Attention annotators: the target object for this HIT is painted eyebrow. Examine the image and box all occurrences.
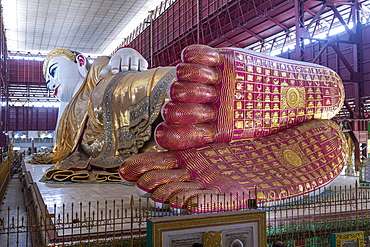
[48,62,58,74]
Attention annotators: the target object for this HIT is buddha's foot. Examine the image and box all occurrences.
[155,44,344,150]
[119,44,347,212]
[120,119,347,212]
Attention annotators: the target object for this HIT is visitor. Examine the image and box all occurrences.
[272,240,285,247]
[231,239,243,247]
[192,243,203,247]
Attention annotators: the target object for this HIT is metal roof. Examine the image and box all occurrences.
[2,0,164,56]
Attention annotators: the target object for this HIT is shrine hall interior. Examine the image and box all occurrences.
[1,1,370,247]
[1,0,369,169]
[1,1,370,176]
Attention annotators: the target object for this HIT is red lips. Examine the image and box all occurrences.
[54,85,59,96]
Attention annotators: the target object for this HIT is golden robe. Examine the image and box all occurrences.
[49,56,175,171]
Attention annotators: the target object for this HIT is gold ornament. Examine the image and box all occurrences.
[286,87,300,108]
[283,149,303,167]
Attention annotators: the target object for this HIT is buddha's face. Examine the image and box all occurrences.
[45,56,83,102]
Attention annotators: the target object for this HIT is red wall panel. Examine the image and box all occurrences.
[8,106,58,131]
[8,59,44,84]
[0,7,8,161]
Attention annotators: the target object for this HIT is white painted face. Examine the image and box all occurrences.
[45,56,83,102]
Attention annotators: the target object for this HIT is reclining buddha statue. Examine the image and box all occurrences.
[34,47,174,181]
[37,44,347,212]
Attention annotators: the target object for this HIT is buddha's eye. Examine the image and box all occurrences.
[50,67,57,77]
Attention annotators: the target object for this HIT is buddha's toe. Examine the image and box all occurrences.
[135,169,190,197]
[168,189,220,213]
[119,151,179,182]
[151,180,204,208]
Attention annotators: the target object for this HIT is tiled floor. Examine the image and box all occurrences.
[329,172,359,187]
[0,174,31,247]
[25,163,138,212]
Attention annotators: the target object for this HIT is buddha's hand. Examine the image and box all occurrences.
[100,47,149,77]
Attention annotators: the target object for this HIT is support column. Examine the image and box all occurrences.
[294,0,305,61]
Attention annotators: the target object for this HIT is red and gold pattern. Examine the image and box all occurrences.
[155,46,344,150]
[119,44,348,213]
[177,119,346,202]
[122,119,346,210]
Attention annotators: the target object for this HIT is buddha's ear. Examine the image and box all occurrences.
[76,54,87,78]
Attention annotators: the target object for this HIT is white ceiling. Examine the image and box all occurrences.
[2,0,163,56]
